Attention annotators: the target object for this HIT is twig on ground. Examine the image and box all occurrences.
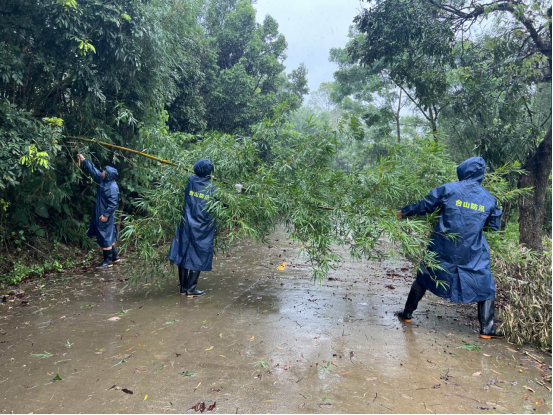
[524,351,545,365]
[366,393,392,412]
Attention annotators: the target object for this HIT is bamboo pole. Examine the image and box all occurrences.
[66,136,179,167]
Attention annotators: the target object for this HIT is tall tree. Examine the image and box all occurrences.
[347,2,455,132]
[201,0,307,133]
[330,41,422,143]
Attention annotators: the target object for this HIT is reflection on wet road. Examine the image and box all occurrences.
[1,230,551,413]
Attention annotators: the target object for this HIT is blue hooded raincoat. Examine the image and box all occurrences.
[168,159,217,271]
[82,160,119,248]
[401,157,502,304]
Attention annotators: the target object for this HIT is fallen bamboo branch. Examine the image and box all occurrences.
[65,136,179,167]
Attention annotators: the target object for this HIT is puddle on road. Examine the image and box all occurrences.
[1,231,551,413]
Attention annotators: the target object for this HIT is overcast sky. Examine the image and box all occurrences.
[254,0,364,94]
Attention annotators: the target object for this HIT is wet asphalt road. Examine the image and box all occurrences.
[0,231,551,413]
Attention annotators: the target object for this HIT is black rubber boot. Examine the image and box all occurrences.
[478,299,504,339]
[178,267,189,295]
[112,245,121,264]
[186,270,204,297]
[397,281,426,322]
[96,249,113,268]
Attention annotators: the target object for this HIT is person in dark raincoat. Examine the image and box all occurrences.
[395,157,504,339]
[169,159,217,297]
[77,154,120,268]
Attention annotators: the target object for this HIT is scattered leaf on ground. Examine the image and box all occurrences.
[284,364,290,370]
[207,402,216,411]
[331,361,338,367]
[252,360,269,369]
[276,262,286,270]
[399,394,414,400]
[113,358,128,367]
[122,388,134,394]
[483,354,491,357]
[144,395,148,401]
[473,372,481,376]
[366,377,378,381]
[107,317,120,321]
[524,386,535,393]
[189,402,204,412]
[31,351,53,359]
[523,396,530,400]
[248,336,254,341]
[205,346,214,351]
[537,399,543,406]
[194,382,201,392]
[276,346,284,349]
[298,403,305,409]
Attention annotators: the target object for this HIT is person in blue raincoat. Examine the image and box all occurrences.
[395,157,504,339]
[169,159,217,297]
[77,154,121,268]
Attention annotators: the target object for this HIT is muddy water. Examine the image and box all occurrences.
[1,231,551,414]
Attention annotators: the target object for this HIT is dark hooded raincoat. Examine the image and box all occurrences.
[168,159,217,271]
[401,157,502,304]
[82,160,119,248]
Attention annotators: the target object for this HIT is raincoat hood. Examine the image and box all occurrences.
[194,159,214,178]
[457,157,486,184]
[104,166,119,182]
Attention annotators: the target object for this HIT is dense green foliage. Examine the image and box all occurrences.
[118,103,528,288]
[0,0,308,281]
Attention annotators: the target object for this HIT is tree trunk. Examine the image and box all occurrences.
[396,89,402,143]
[518,125,552,252]
[428,106,436,132]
